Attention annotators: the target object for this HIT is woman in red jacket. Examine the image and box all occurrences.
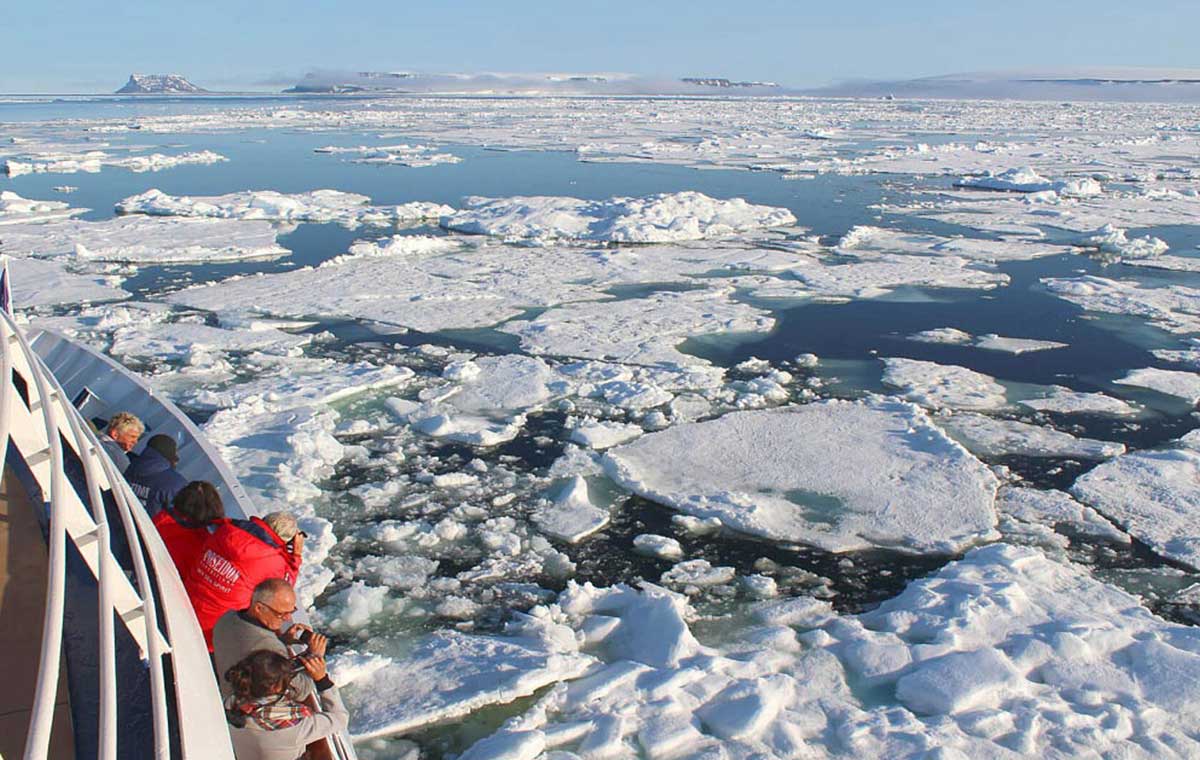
[185,511,304,650]
[152,481,226,581]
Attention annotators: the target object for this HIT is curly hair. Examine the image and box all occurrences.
[225,650,296,702]
[106,411,144,438]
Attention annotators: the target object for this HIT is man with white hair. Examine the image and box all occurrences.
[212,578,326,701]
[100,411,144,474]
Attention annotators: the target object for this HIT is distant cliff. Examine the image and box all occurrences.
[116,74,208,94]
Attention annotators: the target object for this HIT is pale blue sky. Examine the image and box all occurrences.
[2,0,1197,93]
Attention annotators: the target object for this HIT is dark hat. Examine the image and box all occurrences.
[146,434,179,465]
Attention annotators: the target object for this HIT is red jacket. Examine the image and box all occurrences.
[152,509,219,582]
[184,517,301,650]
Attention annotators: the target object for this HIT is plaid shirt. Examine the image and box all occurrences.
[226,695,313,730]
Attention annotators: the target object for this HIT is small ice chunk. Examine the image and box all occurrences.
[909,327,973,345]
[567,418,643,450]
[973,334,1067,354]
[632,534,684,560]
[660,559,736,588]
[533,476,610,544]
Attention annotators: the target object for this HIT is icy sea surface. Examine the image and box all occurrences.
[5,94,1200,759]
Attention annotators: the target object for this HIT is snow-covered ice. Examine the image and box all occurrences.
[0,216,287,263]
[442,191,796,244]
[1017,386,1141,416]
[882,358,1009,410]
[605,399,998,553]
[1114,367,1200,403]
[5,256,129,307]
[501,288,774,367]
[955,167,1103,197]
[937,413,1125,459]
[117,188,452,226]
[1073,441,1200,569]
[0,190,85,225]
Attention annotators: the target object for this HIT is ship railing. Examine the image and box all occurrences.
[1,307,235,760]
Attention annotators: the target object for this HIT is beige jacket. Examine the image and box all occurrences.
[228,685,348,760]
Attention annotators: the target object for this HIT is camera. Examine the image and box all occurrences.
[291,657,307,674]
[295,628,313,646]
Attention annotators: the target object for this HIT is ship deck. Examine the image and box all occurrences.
[0,466,75,759]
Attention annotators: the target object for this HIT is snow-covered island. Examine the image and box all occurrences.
[115,73,208,94]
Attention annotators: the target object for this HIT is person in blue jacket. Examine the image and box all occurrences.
[125,434,188,516]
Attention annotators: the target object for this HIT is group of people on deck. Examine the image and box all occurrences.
[101,412,349,760]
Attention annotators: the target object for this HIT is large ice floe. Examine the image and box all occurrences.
[500,289,775,366]
[441,191,796,244]
[0,216,287,263]
[604,398,999,553]
[457,543,1200,759]
[116,188,452,227]
[1042,275,1200,334]
[5,256,129,307]
[315,143,461,167]
[1073,436,1200,570]
[2,149,225,176]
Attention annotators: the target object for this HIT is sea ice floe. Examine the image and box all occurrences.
[0,190,85,225]
[882,358,1009,410]
[187,354,414,412]
[343,627,595,740]
[972,333,1068,353]
[532,476,610,544]
[837,225,1069,262]
[1042,275,1200,334]
[955,167,1103,197]
[464,543,1200,758]
[109,321,310,361]
[1114,367,1200,403]
[1070,224,1169,260]
[566,417,643,449]
[0,216,287,263]
[116,188,453,227]
[394,355,557,446]
[604,398,999,553]
[632,534,684,560]
[1017,386,1141,416]
[937,413,1125,459]
[442,191,796,244]
[1073,441,1200,569]
[773,253,1009,300]
[501,288,774,367]
[3,149,225,176]
[996,487,1129,543]
[315,143,461,167]
[5,256,129,307]
[907,327,1066,353]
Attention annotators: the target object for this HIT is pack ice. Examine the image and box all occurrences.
[460,543,1200,759]
[604,398,999,553]
[442,191,796,243]
[117,188,452,226]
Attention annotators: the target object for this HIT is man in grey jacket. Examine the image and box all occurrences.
[212,578,326,701]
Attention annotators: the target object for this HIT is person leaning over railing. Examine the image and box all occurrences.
[186,511,304,651]
[152,480,227,582]
[224,649,347,760]
[213,578,324,702]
